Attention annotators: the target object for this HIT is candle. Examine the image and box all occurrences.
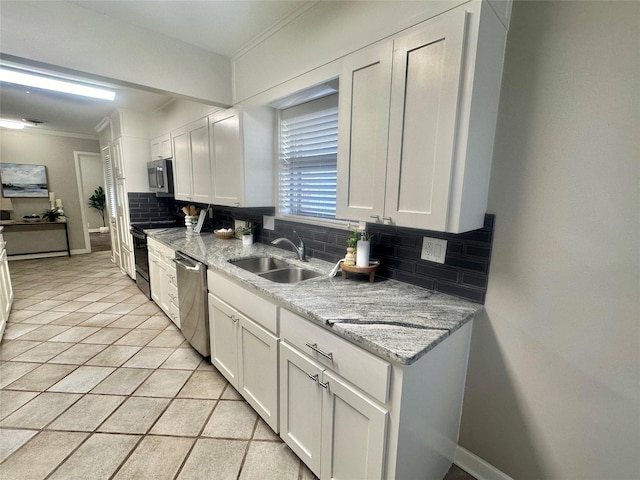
[56,199,62,207]
[49,192,55,201]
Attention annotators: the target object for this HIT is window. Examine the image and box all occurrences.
[278,94,339,221]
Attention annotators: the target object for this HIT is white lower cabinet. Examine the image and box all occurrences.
[280,307,473,480]
[280,342,388,479]
[148,238,179,327]
[207,270,279,431]
[204,271,473,479]
[0,239,13,338]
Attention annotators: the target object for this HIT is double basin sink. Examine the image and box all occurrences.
[229,256,323,283]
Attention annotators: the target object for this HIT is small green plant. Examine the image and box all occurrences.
[88,186,106,227]
[41,208,62,222]
[236,222,254,236]
[346,229,373,249]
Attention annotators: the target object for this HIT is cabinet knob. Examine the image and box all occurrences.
[230,314,239,323]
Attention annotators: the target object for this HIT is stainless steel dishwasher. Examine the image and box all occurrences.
[173,251,210,357]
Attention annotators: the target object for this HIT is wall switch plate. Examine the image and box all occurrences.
[421,237,447,264]
[234,219,247,230]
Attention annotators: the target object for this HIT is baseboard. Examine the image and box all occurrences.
[7,252,69,261]
[71,249,90,255]
[455,446,513,480]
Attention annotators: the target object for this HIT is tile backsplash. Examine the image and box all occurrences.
[128,193,177,223]
[204,203,494,304]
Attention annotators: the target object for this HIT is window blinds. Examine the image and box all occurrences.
[279,94,339,220]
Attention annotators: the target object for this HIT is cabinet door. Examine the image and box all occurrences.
[208,294,239,389]
[280,342,324,477]
[149,251,162,305]
[321,370,388,480]
[238,315,278,431]
[385,7,467,230]
[0,248,12,333]
[115,179,133,277]
[189,118,212,204]
[210,110,242,207]
[112,138,125,178]
[172,127,193,201]
[336,42,393,223]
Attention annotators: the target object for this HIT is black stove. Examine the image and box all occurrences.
[130,221,177,298]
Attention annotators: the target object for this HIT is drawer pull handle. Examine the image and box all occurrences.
[307,374,318,382]
[319,380,329,389]
[305,343,333,360]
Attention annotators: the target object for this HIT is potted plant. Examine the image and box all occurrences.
[41,208,62,222]
[88,186,108,233]
[346,229,373,266]
[237,222,254,245]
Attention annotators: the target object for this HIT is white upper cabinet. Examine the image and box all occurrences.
[209,107,275,208]
[171,117,211,203]
[336,42,393,224]
[151,133,172,160]
[337,1,508,233]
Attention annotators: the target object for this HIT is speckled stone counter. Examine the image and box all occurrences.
[147,228,483,365]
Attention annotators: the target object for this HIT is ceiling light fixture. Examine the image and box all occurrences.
[0,119,25,129]
[0,68,116,101]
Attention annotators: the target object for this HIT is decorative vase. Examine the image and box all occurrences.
[242,233,254,246]
[344,247,356,266]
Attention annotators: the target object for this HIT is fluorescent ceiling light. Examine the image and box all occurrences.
[0,119,25,129]
[0,68,116,101]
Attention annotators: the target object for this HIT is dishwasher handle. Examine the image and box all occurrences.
[173,257,202,272]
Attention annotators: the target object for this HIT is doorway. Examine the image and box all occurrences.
[74,151,108,253]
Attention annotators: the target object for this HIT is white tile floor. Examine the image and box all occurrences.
[1,251,473,480]
[0,251,313,480]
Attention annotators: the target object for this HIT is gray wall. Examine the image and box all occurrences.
[458,2,640,478]
[0,130,101,252]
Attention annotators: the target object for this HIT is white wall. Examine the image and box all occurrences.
[0,1,232,106]
[459,2,640,479]
[233,0,465,102]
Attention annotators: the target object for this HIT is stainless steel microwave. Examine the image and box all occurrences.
[147,159,173,196]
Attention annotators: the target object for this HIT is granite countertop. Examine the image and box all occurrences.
[147,228,483,365]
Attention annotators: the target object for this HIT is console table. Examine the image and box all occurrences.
[0,220,70,259]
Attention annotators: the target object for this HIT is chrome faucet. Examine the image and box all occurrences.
[271,230,307,262]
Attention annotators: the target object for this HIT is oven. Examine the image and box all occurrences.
[130,225,151,298]
[130,221,177,299]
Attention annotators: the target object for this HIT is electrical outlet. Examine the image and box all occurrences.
[263,215,275,231]
[421,237,447,264]
[234,219,247,231]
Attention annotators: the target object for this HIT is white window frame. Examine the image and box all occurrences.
[276,93,354,230]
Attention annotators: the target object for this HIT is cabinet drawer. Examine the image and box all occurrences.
[281,309,390,404]
[207,270,277,334]
[167,282,178,306]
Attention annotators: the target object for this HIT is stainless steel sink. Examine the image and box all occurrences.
[229,257,292,273]
[258,267,323,283]
[229,256,323,283]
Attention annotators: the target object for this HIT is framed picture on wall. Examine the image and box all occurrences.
[0,163,49,197]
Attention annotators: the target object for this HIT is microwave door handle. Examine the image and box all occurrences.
[157,167,163,188]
